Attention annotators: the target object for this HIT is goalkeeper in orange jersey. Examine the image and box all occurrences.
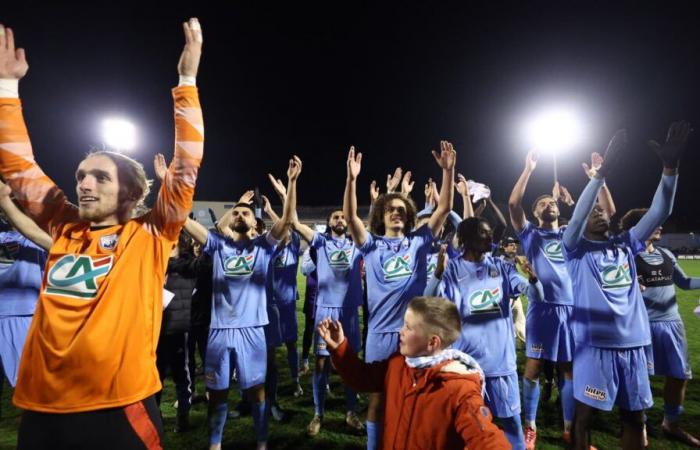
[0,18,203,450]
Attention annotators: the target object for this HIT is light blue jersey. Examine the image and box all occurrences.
[311,232,363,308]
[437,254,540,377]
[518,222,573,305]
[204,230,277,329]
[0,229,47,316]
[359,224,433,332]
[270,232,302,306]
[563,174,678,349]
[636,247,700,322]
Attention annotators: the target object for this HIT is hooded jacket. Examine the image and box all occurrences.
[330,340,510,450]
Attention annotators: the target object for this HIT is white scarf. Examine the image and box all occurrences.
[405,349,485,395]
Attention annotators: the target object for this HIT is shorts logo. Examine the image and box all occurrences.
[329,249,353,269]
[0,241,20,264]
[99,234,118,251]
[601,263,632,289]
[529,343,544,354]
[45,254,114,299]
[583,385,607,401]
[224,254,256,277]
[543,241,565,263]
[468,287,501,313]
[383,254,413,281]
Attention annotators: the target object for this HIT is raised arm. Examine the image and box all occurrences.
[487,197,507,243]
[630,121,690,242]
[455,174,474,219]
[582,152,616,218]
[269,156,301,241]
[508,151,537,233]
[0,180,52,250]
[261,195,280,223]
[427,141,456,236]
[0,25,78,233]
[183,217,208,245]
[563,129,627,250]
[147,18,204,241]
[343,146,368,246]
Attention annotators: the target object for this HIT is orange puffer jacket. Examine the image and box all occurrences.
[330,340,511,450]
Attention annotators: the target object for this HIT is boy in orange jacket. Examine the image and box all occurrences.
[317,296,511,450]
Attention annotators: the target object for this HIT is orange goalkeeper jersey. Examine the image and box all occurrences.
[0,86,204,412]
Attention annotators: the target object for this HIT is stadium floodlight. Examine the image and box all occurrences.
[523,107,583,181]
[102,118,137,152]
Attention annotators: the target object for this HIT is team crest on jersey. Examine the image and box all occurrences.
[543,241,565,263]
[45,254,114,299]
[600,263,632,289]
[382,254,413,281]
[224,254,256,277]
[329,249,353,269]
[0,241,20,265]
[468,287,501,313]
[427,261,437,277]
[274,252,286,268]
[99,234,118,251]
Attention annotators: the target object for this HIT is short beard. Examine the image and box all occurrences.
[332,225,346,236]
[233,222,250,234]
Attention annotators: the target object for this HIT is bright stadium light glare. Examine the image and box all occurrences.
[524,108,583,153]
[102,118,137,152]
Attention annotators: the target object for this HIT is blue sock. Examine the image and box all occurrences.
[664,404,683,423]
[560,378,575,425]
[522,377,540,426]
[366,420,381,450]
[287,345,299,380]
[312,364,329,416]
[251,400,268,443]
[208,402,228,445]
[500,415,525,450]
[345,385,358,413]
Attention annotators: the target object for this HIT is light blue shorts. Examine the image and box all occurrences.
[205,327,267,390]
[314,306,360,357]
[484,373,521,418]
[364,331,400,363]
[0,315,32,387]
[525,302,574,362]
[265,303,298,348]
[645,320,692,380]
[573,344,653,412]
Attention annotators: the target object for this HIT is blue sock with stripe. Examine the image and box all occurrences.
[560,377,575,428]
[252,400,268,443]
[522,377,539,428]
[208,401,228,445]
[366,420,381,450]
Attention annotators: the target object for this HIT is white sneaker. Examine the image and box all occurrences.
[293,383,304,397]
[270,404,285,421]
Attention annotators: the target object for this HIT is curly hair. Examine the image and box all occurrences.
[619,208,648,231]
[368,193,417,236]
[456,216,491,249]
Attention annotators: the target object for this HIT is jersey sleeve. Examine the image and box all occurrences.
[0,97,79,235]
[311,231,326,250]
[413,223,435,249]
[203,229,222,256]
[358,232,377,255]
[517,221,535,252]
[146,86,204,242]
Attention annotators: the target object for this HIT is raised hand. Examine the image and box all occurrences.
[648,121,693,169]
[347,146,362,181]
[552,182,574,206]
[430,180,440,206]
[524,150,538,173]
[597,129,627,178]
[517,256,538,281]
[261,194,272,212]
[455,173,469,197]
[268,173,287,199]
[401,171,414,195]
[316,318,345,350]
[432,141,457,171]
[369,180,379,204]
[435,244,449,279]
[153,153,168,181]
[287,155,302,182]
[177,18,203,78]
[0,25,28,80]
[386,167,402,193]
[238,190,254,204]
[582,152,603,178]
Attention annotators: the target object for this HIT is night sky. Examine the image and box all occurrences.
[3,2,700,230]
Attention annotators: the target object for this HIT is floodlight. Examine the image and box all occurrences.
[524,108,582,153]
[102,118,136,151]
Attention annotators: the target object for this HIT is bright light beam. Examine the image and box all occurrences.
[102,118,137,152]
[524,108,582,154]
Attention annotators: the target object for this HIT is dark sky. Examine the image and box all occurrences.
[3,2,700,229]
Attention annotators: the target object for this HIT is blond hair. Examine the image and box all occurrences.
[407,296,461,348]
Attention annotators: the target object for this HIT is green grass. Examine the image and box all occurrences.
[2,262,700,449]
